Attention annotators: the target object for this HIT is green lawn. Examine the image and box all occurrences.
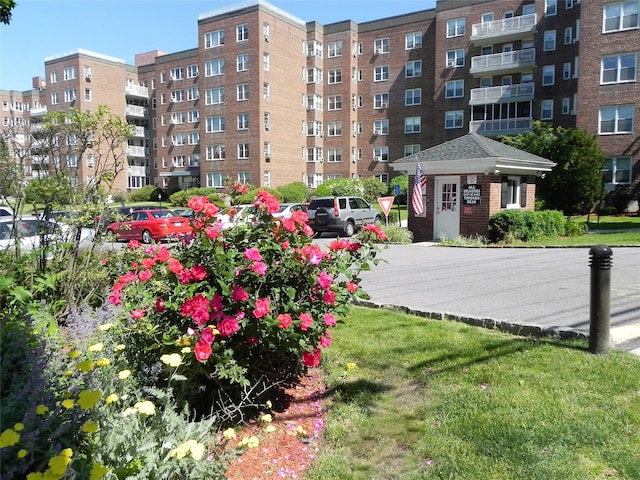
[305,306,640,480]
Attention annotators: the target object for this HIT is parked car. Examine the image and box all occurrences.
[272,203,308,219]
[105,209,192,244]
[307,196,382,237]
[96,205,159,232]
[0,206,13,217]
[217,204,257,230]
[0,216,93,252]
[171,208,194,218]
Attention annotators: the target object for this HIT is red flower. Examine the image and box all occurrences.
[155,298,165,312]
[131,309,146,320]
[194,339,212,362]
[206,226,221,239]
[243,247,263,262]
[363,223,388,241]
[302,348,322,367]
[210,293,224,311]
[255,190,280,214]
[203,202,220,218]
[138,269,153,282]
[246,336,259,345]
[323,290,336,305]
[200,326,216,344]
[277,313,292,329]
[168,259,183,274]
[190,265,207,281]
[180,294,210,326]
[142,258,156,269]
[253,298,270,319]
[108,292,122,305]
[347,282,359,293]
[329,239,351,251]
[217,316,240,336]
[323,312,337,327]
[188,196,208,212]
[232,285,249,302]
[299,313,313,331]
[178,269,192,284]
[155,246,171,262]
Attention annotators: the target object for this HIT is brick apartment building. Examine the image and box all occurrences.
[1,0,638,210]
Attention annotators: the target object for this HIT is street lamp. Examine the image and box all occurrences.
[158,192,162,208]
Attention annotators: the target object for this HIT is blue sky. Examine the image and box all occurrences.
[0,0,437,92]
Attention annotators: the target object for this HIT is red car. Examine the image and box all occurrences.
[105,209,192,244]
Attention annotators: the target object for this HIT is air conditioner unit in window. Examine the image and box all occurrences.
[319,132,323,137]
[352,159,357,163]
[265,125,270,131]
[264,35,270,42]
[85,75,91,82]
[352,131,357,137]
[381,103,388,108]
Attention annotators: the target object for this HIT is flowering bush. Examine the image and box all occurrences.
[109,190,386,416]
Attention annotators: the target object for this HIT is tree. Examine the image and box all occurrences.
[361,177,388,203]
[0,0,16,24]
[500,121,605,215]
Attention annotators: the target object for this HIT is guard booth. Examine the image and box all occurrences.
[392,133,556,242]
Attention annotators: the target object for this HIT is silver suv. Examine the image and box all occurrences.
[307,196,382,237]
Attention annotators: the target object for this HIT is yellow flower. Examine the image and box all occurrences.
[76,360,95,372]
[134,400,156,416]
[222,428,237,440]
[95,358,110,367]
[189,440,206,460]
[48,448,73,475]
[87,343,103,352]
[160,353,182,367]
[239,436,260,449]
[61,399,75,409]
[114,344,125,351]
[260,414,272,423]
[67,350,82,359]
[36,405,49,415]
[105,393,119,404]
[181,347,191,353]
[169,442,189,459]
[121,407,138,417]
[346,362,357,370]
[98,323,113,331]
[63,370,74,377]
[89,462,110,480]
[264,425,277,433]
[78,390,101,410]
[17,448,28,458]
[0,428,20,448]
[265,400,272,409]
[118,369,131,379]
[82,421,99,433]
[26,473,43,480]
[13,423,24,432]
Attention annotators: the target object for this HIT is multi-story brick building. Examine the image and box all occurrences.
[1,0,638,210]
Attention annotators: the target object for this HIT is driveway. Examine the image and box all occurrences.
[351,243,640,355]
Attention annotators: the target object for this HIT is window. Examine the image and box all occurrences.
[63,67,75,81]
[84,88,92,101]
[603,1,638,32]
[307,40,323,57]
[264,142,271,160]
[375,174,389,185]
[237,113,249,130]
[328,41,343,57]
[170,68,184,81]
[404,117,421,134]
[373,120,389,135]
[405,60,422,78]
[188,132,200,145]
[206,144,225,161]
[306,147,323,163]
[67,134,78,146]
[601,53,637,83]
[206,172,227,188]
[306,94,323,111]
[206,116,225,133]
[404,144,421,156]
[603,156,632,184]
[172,133,186,146]
[445,110,464,129]
[562,98,571,114]
[172,155,185,167]
[328,68,342,84]
[86,154,94,168]
[327,148,342,163]
[306,67,322,84]
[541,99,554,120]
[263,22,270,41]
[447,18,465,37]
[64,89,76,102]
[328,95,342,110]
[236,84,249,102]
[188,154,200,167]
[563,62,572,79]
[564,27,573,44]
[263,53,270,71]
[545,0,557,15]
[50,71,57,83]
[374,65,389,82]
[263,82,270,100]
[328,122,342,136]
[236,24,248,42]
[405,32,422,49]
[599,105,635,133]
[204,30,224,48]
[238,172,250,184]
[171,112,185,124]
[446,49,465,68]
[523,4,536,15]
[501,176,526,208]
[306,121,323,137]
[237,143,249,159]
[374,38,389,54]
[405,88,422,105]
[187,64,199,78]
[237,54,249,72]
[373,146,389,162]
[205,58,225,77]
[445,80,464,98]
[374,93,389,109]
[542,65,555,85]
[187,87,199,101]
[206,87,225,105]
[543,30,556,51]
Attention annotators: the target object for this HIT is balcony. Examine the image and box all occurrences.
[128,165,147,176]
[125,105,147,118]
[471,14,537,46]
[127,145,146,158]
[125,84,149,99]
[129,126,146,138]
[469,117,533,137]
[469,83,535,105]
[30,106,48,117]
[470,49,535,76]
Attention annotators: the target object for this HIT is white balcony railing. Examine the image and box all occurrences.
[125,105,147,118]
[127,145,146,157]
[130,126,146,137]
[128,165,147,176]
[125,84,149,99]
[469,117,533,136]
[470,49,536,75]
[469,83,535,105]
[471,14,537,42]
[30,106,48,116]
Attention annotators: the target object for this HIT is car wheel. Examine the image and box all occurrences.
[141,230,153,244]
[105,229,117,242]
[343,221,355,237]
[374,215,382,225]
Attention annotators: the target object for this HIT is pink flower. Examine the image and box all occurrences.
[299,313,313,331]
[180,294,210,326]
[347,282,359,293]
[217,316,240,336]
[194,340,212,362]
[210,293,224,311]
[168,259,183,274]
[188,196,208,212]
[319,331,333,348]
[253,298,270,319]
[203,202,220,218]
[281,218,297,233]
[142,258,156,269]
[232,285,249,302]
[323,313,337,327]
[249,261,268,276]
[328,239,351,251]
[155,246,171,262]
[206,226,221,239]
[291,210,308,224]
[255,190,280,214]
[190,265,207,281]
[200,326,216,344]
[323,290,336,305]
[131,309,146,320]
[138,269,153,282]
[363,223,388,241]
[302,348,321,367]
[300,245,326,265]
[108,292,122,305]
[277,313,292,329]
[317,271,333,289]
[127,240,141,249]
[243,247,263,262]
[178,269,192,284]
[281,241,290,249]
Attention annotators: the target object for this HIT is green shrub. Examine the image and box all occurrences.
[277,182,308,202]
[128,185,156,203]
[235,186,283,205]
[488,209,565,243]
[565,219,587,237]
[111,192,127,204]
[169,188,225,207]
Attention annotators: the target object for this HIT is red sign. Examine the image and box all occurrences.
[377,196,395,216]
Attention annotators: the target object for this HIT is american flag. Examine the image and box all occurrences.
[412,163,427,216]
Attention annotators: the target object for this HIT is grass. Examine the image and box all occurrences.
[305,306,640,480]
[576,214,640,231]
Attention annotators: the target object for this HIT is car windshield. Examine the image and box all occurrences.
[150,211,177,219]
[310,199,333,209]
